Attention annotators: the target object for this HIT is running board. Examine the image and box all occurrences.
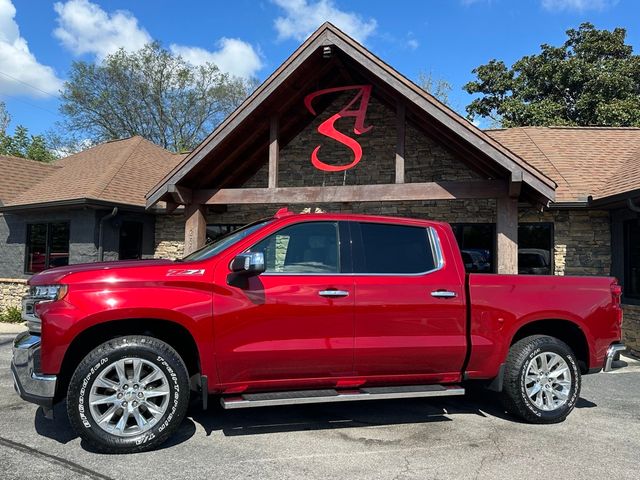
[220,384,465,409]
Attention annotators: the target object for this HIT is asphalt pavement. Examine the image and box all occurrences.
[1,325,639,480]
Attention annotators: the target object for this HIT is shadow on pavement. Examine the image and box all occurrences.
[31,390,599,450]
[189,389,523,437]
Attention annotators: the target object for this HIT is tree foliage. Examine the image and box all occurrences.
[464,23,640,127]
[59,42,257,152]
[0,102,56,162]
[417,71,452,106]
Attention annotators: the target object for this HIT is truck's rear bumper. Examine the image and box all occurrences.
[603,343,626,372]
[10,331,57,408]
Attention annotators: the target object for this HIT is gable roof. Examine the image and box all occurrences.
[0,155,59,206]
[147,22,556,207]
[486,127,640,203]
[2,136,185,211]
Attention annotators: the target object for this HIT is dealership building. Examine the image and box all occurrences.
[0,24,639,355]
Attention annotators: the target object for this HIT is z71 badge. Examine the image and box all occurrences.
[166,268,205,276]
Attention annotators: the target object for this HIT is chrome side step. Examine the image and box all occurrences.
[220,384,465,409]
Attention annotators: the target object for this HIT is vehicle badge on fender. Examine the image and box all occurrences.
[166,269,205,276]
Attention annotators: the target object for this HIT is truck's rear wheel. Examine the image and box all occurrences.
[502,335,581,424]
[67,335,190,453]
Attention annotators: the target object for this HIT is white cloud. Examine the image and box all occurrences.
[0,0,62,97]
[53,0,151,60]
[170,38,263,78]
[273,0,377,43]
[541,0,618,11]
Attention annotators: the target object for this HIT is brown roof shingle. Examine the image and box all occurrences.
[486,127,640,203]
[5,136,185,208]
[0,155,59,205]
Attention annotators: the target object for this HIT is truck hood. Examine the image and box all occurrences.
[29,259,176,285]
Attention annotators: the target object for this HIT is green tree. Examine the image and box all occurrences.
[0,104,57,162]
[464,23,640,127]
[59,42,257,152]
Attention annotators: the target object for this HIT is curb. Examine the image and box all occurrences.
[0,322,27,334]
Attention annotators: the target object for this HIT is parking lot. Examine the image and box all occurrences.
[1,326,639,480]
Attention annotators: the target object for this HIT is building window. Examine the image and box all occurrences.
[518,223,554,275]
[25,222,70,274]
[451,224,495,273]
[206,224,243,243]
[624,219,640,299]
[119,221,143,260]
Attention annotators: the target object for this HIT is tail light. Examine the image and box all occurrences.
[611,282,623,327]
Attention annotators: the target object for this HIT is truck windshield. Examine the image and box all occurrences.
[181,219,273,262]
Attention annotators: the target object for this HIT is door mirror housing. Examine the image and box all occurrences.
[230,252,265,276]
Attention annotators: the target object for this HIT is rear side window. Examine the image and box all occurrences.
[248,222,339,273]
[355,222,436,274]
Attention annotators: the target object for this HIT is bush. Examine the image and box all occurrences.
[0,306,23,323]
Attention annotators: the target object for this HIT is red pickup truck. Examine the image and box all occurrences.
[11,209,626,452]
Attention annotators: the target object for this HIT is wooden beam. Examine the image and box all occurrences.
[184,204,206,256]
[196,180,508,205]
[496,197,518,274]
[395,101,405,184]
[509,171,523,198]
[268,116,279,188]
[168,185,192,205]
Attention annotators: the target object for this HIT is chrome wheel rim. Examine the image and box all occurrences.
[89,357,170,437]
[524,352,572,411]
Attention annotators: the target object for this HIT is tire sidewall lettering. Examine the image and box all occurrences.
[519,345,580,419]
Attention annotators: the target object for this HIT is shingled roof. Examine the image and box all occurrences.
[0,155,59,206]
[486,127,640,204]
[2,136,185,211]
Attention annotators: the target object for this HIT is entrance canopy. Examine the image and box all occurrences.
[146,23,556,272]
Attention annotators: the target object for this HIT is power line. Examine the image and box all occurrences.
[0,94,60,117]
[0,70,60,98]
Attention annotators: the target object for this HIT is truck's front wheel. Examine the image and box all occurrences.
[67,335,190,453]
[502,335,581,424]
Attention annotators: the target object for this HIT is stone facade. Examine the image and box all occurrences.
[622,304,640,356]
[0,278,28,311]
[519,209,611,276]
[153,214,185,260]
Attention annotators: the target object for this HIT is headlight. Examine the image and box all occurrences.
[29,284,68,301]
[23,284,68,334]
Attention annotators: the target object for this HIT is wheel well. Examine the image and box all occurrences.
[511,319,590,373]
[56,319,200,400]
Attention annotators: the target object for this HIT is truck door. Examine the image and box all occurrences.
[350,221,467,383]
[212,221,354,386]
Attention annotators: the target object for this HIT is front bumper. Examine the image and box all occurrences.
[10,331,57,408]
[603,343,626,373]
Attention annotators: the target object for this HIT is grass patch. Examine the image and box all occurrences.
[0,306,23,323]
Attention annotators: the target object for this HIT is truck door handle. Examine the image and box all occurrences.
[431,290,457,298]
[319,290,349,298]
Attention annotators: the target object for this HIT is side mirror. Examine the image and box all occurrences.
[230,252,265,276]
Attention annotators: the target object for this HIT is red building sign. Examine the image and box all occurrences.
[304,85,373,172]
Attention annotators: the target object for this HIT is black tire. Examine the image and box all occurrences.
[502,335,581,424]
[67,335,190,453]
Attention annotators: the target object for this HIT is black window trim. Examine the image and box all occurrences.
[348,221,444,277]
[24,221,71,274]
[623,218,640,301]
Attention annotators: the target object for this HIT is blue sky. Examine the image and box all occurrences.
[1,0,638,136]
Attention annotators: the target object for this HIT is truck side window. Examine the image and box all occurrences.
[248,222,339,274]
[356,223,436,274]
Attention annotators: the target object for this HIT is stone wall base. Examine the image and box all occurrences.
[622,304,640,357]
[0,278,28,311]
